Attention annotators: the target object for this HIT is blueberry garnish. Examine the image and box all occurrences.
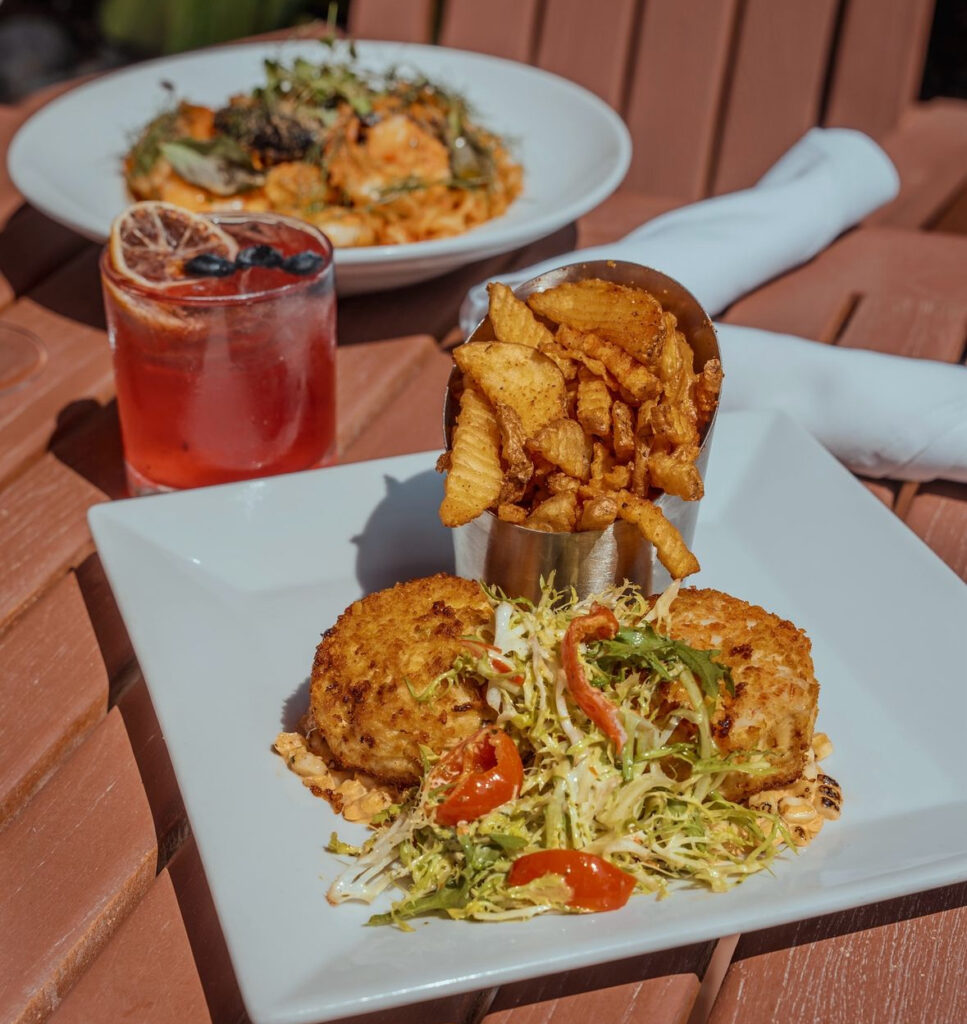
[184,252,236,277]
[282,250,325,275]
[236,244,283,269]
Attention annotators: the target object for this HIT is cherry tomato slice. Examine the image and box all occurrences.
[507,850,635,912]
[431,727,524,826]
[561,604,627,749]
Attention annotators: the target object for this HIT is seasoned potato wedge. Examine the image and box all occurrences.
[648,451,704,501]
[487,281,555,349]
[578,492,620,531]
[439,387,504,527]
[556,325,659,403]
[529,418,593,481]
[617,491,700,579]
[526,491,579,532]
[494,403,533,504]
[438,275,720,568]
[454,341,566,438]
[527,278,665,364]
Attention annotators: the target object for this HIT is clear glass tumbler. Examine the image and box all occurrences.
[101,213,336,494]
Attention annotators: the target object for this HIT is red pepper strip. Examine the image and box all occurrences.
[492,657,513,673]
[561,604,627,750]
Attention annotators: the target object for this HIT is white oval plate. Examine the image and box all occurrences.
[8,40,631,294]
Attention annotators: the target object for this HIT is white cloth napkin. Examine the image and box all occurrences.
[460,127,967,483]
[718,324,967,483]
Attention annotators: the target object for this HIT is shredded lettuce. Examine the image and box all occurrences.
[328,580,790,925]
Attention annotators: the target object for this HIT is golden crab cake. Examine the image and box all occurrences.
[654,588,819,802]
[309,574,493,786]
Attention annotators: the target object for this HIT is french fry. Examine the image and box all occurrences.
[527,279,666,365]
[439,387,504,527]
[585,443,631,494]
[497,503,528,525]
[602,462,631,491]
[630,442,650,497]
[657,328,686,391]
[439,275,718,564]
[556,325,660,403]
[611,400,635,462]
[554,326,619,387]
[694,358,723,431]
[649,451,704,501]
[589,441,610,488]
[488,281,555,349]
[454,341,566,438]
[537,338,578,381]
[617,491,700,579]
[529,418,592,481]
[526,491,579,532]
[546,472,581,495]
[651,399,699,448]
[576,372,612,437]
[578,493,619,531]
[494,403,533,504]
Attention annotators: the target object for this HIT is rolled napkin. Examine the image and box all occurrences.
[717,324,967,483]
[460,127,900,333]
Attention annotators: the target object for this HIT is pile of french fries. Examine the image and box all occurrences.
[437,278,723,580]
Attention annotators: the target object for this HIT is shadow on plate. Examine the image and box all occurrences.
[352,468,454,594]
[280,675,311,731]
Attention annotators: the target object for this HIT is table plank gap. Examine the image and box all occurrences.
[115,672,189,871]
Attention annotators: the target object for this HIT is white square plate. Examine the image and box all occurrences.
[89,410,967,1024]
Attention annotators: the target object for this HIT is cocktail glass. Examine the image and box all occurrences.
[100,213,336,494]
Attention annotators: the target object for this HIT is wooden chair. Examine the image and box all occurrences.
[348,0,967,229]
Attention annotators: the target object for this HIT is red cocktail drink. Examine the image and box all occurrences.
[101,210,335,493]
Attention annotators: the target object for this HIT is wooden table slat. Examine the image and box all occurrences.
[0,572,108,827]
[48,870,212,1024]
[708,885,967,1024]
[903,481,967,583]
[535,0,639,109]
[336,334,443,456]
[0,454,107,627]
[0,708,156,1024]
[711,0,839,196]
[869,98,967,231]
[340,342,453,463]
[485,975,699,1024]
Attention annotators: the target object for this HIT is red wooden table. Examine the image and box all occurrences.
[1,57,967,1024]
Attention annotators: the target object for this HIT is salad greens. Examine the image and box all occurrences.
[328,580,789,927]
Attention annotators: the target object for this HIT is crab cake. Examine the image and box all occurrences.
[309,574,493,785]
[655,588,819,802]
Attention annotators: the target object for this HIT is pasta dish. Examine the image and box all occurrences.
[123,41,523,247]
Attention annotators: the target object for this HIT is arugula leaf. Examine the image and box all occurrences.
[160,137,265,196]
[595,624,734,701]
[127,108,179,179]
[486,832,527,852]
